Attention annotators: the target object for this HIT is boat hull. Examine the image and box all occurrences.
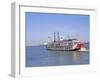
[47,47,80,51]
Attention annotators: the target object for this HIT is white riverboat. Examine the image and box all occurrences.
[47,32,86,51]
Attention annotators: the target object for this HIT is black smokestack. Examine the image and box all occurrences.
[54,32,56,42]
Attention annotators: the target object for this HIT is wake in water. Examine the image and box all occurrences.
[79,48,89,52]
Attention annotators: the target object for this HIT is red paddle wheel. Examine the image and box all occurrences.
[76,42,84,50]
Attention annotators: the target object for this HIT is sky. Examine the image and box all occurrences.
[26,12,89,46]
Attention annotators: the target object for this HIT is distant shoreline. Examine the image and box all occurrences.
[26,42,89,47]
[26,45,47,47]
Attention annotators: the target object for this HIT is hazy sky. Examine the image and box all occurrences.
[26,12,89,46]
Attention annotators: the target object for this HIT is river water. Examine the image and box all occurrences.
[26,44,89,67]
